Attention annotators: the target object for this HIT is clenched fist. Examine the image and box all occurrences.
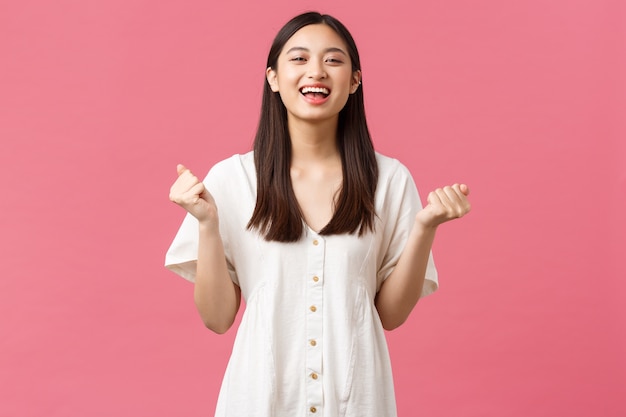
[169,164,219,228]
[416,183,471,228]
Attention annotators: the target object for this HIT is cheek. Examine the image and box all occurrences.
[276,75,300,95]
[337,72,355,90]
[278,66,300,82]
[335,76,354,99]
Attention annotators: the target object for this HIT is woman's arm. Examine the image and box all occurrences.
[194,222,241,334]
[375,184,470,330]
[170,164,241,334]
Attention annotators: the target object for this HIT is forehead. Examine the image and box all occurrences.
[281,24,348,54]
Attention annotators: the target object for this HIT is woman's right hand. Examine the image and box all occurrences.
[169,164,218,227]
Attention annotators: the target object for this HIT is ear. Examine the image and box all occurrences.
[266,67,279,92]
[350,70,362,94]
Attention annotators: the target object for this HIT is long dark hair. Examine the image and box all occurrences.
[247,12,378,242]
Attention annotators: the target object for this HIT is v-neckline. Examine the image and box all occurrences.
[304,221,322,236]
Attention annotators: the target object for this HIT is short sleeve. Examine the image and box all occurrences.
[376,160,438,297]
[164,163,239,286]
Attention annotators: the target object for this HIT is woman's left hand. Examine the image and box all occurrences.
[415,183,471,229]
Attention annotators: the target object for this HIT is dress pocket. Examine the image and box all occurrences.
[338,282,368,416]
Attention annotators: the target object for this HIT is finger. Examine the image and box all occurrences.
[434,188,454,210]
[177,164,188,176]
[173,169,202,191]
[173,182,206,205]
[189,181,205,196]
[426,189,443,208]
[440,186,467,218]
[449,184,471,216]
[433,189,453,216]
[170,171,201,202]
[442,185,460,203]
[186,182,206,202]
[449,184,468,201]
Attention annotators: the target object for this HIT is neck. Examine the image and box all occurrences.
[288,116,340,163]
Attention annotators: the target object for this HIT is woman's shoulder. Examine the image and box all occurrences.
[205,151,255,180]
[375,151,413,182]
[209,151,254,173]
[204,152,256,211]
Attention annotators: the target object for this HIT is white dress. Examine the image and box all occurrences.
[165,152,438,417]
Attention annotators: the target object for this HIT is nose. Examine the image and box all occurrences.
[307,59,327,79]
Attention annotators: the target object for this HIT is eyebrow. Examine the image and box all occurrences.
[285,46,348,56]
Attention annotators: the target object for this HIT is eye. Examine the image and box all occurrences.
[289,56,306,62]
[325,57,344,65]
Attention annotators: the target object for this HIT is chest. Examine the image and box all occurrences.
[291,168,342,233]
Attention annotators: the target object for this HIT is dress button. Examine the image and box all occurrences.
[312,276,319,282]
[310,305,317,312]
[311,373,318,380]
[310,406,317,413]
[310,339,317,346]
[312,239,319,246]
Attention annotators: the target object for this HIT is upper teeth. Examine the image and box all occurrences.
[301,87,329,94]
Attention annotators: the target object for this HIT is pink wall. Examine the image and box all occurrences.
[1,0,624,416]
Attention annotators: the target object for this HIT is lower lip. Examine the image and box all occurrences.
[301,93,330,105]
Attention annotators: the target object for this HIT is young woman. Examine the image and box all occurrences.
[166,12,470,417]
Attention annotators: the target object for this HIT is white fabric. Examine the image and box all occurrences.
[165,152,438,417]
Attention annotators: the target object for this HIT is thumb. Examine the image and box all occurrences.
[460,184,470,196]
[176,164,187,176]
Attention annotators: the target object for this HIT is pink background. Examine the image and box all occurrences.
[1,0,625,416]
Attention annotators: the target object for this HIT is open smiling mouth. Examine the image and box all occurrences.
[300,86,330,99]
